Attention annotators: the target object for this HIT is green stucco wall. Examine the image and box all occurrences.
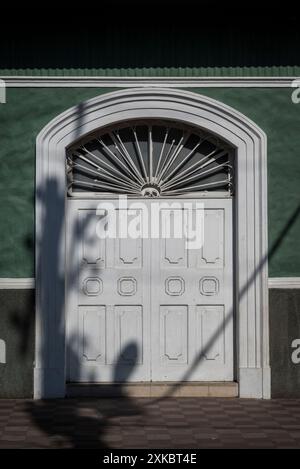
[0,87,299,277]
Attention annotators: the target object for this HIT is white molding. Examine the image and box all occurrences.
[0,277,298,290]
[34,88,270,399]
[269,277,300,289]
[0,278,35,289]
[0,76,296,88]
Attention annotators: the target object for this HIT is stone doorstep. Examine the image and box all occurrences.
[67,382,239,398]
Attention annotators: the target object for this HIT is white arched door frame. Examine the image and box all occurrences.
[34,88,270,398]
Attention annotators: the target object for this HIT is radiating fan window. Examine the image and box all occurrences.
[67,120,234,196]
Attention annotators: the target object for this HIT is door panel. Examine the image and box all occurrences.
[160,305,188,364]
[197,305,225,362]
[66,198,233,383]
[67,200,151,382]
[151,199,233,381]
[80,306,106,363]
[114,305,143,366]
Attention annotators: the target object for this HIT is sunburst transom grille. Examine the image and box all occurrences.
[67,120,234,197]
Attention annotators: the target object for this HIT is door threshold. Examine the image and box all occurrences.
[66,381,238,398]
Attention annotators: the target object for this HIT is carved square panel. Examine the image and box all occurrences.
[82,277,103,296]
[165,276,185,296]
[118,277,137,296]
[199,276,219,296]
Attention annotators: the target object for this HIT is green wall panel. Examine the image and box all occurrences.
[0,87,299,277]
[0,88,114,277]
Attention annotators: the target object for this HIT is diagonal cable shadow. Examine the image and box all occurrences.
[142,203,300,404]
[8,110,300,446]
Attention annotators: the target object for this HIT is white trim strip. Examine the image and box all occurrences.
[268,278,300,289]
[0,278,35,289]
[0,278,299,289]
[0,76,297,88]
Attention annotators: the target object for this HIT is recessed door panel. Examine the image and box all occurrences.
[160,305,188,365]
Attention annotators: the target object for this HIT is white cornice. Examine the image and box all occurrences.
[268,277,300,289]
[0,278,35,289]
[0,76,296,88]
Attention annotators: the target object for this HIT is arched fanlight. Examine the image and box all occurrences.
[67,120,234,197]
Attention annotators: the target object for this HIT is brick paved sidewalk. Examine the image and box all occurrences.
[0,398,300,448]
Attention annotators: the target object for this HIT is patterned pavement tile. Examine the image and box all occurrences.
[0,398,299,448]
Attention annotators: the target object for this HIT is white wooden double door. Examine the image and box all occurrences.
[66,198,233,383]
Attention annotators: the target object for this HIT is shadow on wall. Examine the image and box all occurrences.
[25,342,142,449]
[27,175,143,448]
[19,176,300,446]
[22,99,144,447]
[5,95,300,444]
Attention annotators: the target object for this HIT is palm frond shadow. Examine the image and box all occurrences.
[10,117,300,446]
